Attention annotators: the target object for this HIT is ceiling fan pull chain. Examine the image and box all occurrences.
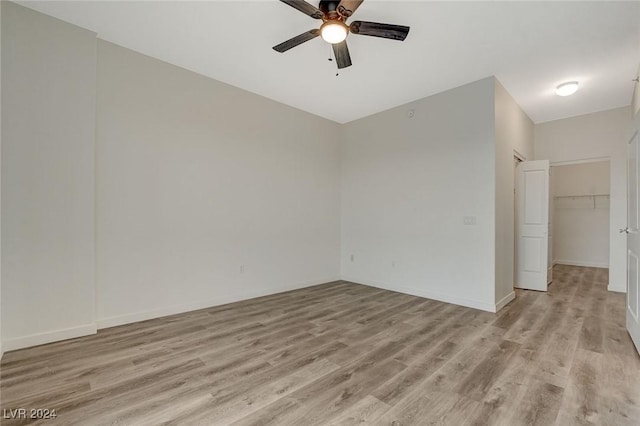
[328,45,339,76]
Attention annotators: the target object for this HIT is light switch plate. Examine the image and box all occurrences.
[463,216,477,225]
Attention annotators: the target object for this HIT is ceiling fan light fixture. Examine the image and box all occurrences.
[320,21,348,44]
[555,81,579,97]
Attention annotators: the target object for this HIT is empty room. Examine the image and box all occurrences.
[1,1,639,425]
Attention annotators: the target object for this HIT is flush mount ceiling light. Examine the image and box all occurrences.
[320,21,348,44]
[555,81,579,97]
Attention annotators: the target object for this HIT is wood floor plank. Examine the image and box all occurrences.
[159,358,341,425]
[596,350,640,426]
[468,347,537,426]
[236,359,407,426]
[456,339,520,401]
[373,390,480,426]
[579,315,605,354]
[512,379,564,425]
[502,295,550,345]
[324,395,390,425]
[555,348,604,425]
[1,265,638,425]
[533,303,583,388]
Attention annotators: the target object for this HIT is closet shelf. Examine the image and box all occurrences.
[554,194,609,199]
[554,194,609,209]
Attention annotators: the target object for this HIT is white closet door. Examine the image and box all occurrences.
[516,160,550,292]
[626,131,640,355]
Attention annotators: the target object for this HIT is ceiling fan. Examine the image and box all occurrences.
[273,0,410,69]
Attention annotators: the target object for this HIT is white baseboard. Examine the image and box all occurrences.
[554,260,609,269]
[607,284,626,293]
[341,276,496,313]
[2,323,97,352]
[96,276,341,329]
[495,291,516,312]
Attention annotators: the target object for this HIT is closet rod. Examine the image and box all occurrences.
[554,194,609,199]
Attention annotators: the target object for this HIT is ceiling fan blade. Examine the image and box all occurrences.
[337,0,364,17]
[279,0,324,19]
[273,30,320,53]
[332,41,352,69]
[349,21,410,41]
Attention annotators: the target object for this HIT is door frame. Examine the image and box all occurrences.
[513,150,526,289]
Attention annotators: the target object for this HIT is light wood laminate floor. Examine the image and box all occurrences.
[1,265,639,425]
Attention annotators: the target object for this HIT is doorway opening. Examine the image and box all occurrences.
[551,160,611,270]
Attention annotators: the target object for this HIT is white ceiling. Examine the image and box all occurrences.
[17,1,640,124]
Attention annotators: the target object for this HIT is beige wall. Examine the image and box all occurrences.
[494,79,534,307]
[634,63,639,118]
[553,161,610,196]
[341,78,498,311]
[0,1,3,359]
[534,106,634,292]
[2,2,97,350]
[1,3,341,350]
[95,41,341,327]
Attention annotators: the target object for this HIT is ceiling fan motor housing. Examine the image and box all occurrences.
[319,1,341,15]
